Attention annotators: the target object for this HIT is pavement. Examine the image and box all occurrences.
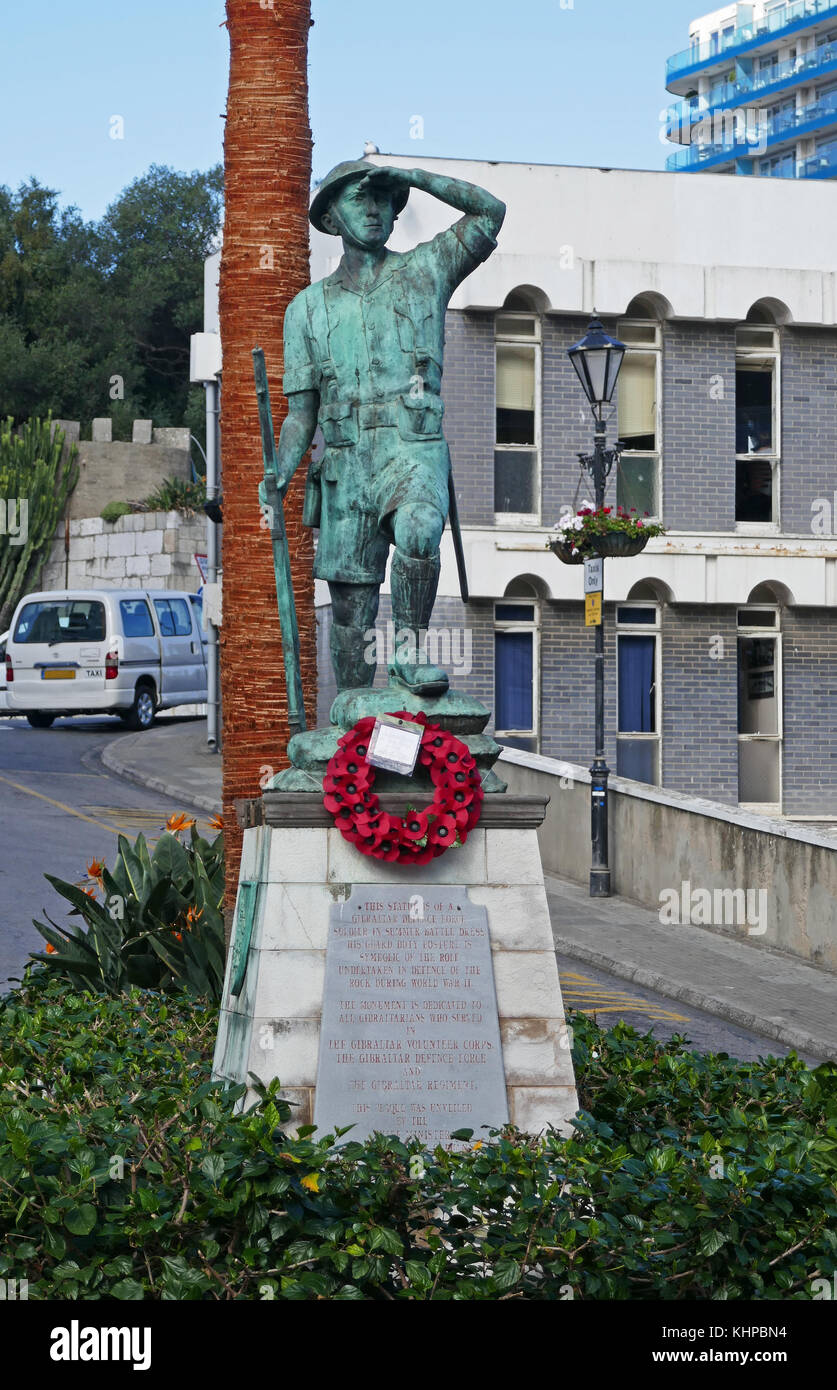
[102,718,837,1062]
[101,717,224,815]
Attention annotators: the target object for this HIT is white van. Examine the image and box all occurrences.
[5,589,208,730]
[0,631,9,714]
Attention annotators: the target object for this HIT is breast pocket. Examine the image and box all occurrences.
[397,392,445,442]
[395,306,416,355]
[319,400,358,448]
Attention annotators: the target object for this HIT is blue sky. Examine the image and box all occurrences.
[2,0,702,220]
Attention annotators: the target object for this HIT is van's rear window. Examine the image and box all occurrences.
[119,600,154,638]
[13,601,106,644]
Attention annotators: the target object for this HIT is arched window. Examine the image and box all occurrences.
[493,290,543,522]
[735,316,780,528]
[616,298,663,520]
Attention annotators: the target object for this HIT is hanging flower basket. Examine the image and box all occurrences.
[547,503,665,564]
[594,532,650,558]
[548,539,586,565]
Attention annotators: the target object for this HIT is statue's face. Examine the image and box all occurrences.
[322,179,397,249]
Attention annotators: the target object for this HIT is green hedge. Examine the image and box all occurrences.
[0,972,835,1300]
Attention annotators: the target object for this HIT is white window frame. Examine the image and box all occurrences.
[493,598,541,743]
[734,325,781,534]
[615,318,662,524]
[493,311,542,527]
[615,602,662,786]
[736,605,783,812]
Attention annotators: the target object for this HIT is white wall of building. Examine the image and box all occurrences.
[312,156,837,325]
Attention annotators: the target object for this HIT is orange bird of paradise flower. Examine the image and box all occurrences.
[166,812,196,833]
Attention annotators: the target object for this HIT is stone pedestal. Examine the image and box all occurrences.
[213,793,578,1141]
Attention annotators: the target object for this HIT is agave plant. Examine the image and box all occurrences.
[31,822,226,1002]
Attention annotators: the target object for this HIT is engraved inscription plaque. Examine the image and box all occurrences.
[314,885,509,1145]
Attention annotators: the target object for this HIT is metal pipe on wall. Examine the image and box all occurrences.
[205,378,221,750]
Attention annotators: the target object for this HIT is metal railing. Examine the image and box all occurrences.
[665,90,837,170]
[667,0,837,80]
[666,40,837,132]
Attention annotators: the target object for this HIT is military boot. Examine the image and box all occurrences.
[389,550,449,695]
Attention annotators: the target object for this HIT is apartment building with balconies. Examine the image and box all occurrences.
[665,0,837,178]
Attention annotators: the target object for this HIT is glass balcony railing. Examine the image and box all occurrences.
[756,157,800,176]
[774,88,837,134]
[670,135,837,178]
[667,0,837,81]
[751,38,837,91]
[800,135,837,171]
[666,40,837,132]
[665,90,837,170]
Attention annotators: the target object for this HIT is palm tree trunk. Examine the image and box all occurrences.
[220,0,316,918]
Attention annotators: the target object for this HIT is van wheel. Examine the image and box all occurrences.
[27,712,55,729]
[126,685,156,731]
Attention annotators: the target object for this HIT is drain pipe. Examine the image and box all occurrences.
[205,378,221,751]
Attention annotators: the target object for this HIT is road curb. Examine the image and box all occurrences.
[553,933,835,1061]
[101,736,221,816]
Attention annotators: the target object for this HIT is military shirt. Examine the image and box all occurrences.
[282,213,498,407]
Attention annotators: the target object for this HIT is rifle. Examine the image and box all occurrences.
[252,346,306,739]
[447,472,469,603]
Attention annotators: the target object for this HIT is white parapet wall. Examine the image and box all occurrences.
[499,747,837,970]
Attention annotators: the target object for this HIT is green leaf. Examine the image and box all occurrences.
[112,1278,145,1300]
[64,1204,97,1236]
[493,1258,520,1291]
[369,1227,403,1256]
[699,1229,727,1257]
[44,1226,66,1259]
[200,1153,225,1184]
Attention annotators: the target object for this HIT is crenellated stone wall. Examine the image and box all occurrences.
[51,419,192,522]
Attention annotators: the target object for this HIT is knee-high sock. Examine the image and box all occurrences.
[390,551,440,650]
[330,622,376,691]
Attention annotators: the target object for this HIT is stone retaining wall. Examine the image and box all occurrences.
[499,747,837,971]
[39,511,206,593]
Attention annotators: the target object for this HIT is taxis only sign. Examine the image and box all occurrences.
[584,557,602,627]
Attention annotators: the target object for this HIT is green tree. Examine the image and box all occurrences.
[97,163,224,431]
[0,165,223,439]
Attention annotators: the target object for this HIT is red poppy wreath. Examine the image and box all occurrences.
[323,711,483,864]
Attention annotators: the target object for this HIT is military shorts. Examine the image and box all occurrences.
[311,424,450,586]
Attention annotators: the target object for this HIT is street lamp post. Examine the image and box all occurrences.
[568,317,626,898]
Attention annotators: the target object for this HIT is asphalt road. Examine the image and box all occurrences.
[555,952,820,1065]
[0,714,819,1066]
[0,714,212,991]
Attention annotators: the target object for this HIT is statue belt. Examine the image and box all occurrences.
[357,400,399,430]
[318,392,445,448]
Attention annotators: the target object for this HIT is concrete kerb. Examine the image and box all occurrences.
[100,723,221,816]
[549,924,836,1061]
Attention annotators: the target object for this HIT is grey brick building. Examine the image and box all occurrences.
[303,157,837,818]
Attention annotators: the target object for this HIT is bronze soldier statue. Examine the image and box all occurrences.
[264,161,505,696]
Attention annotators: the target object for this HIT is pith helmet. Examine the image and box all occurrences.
[309,160,409,234]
